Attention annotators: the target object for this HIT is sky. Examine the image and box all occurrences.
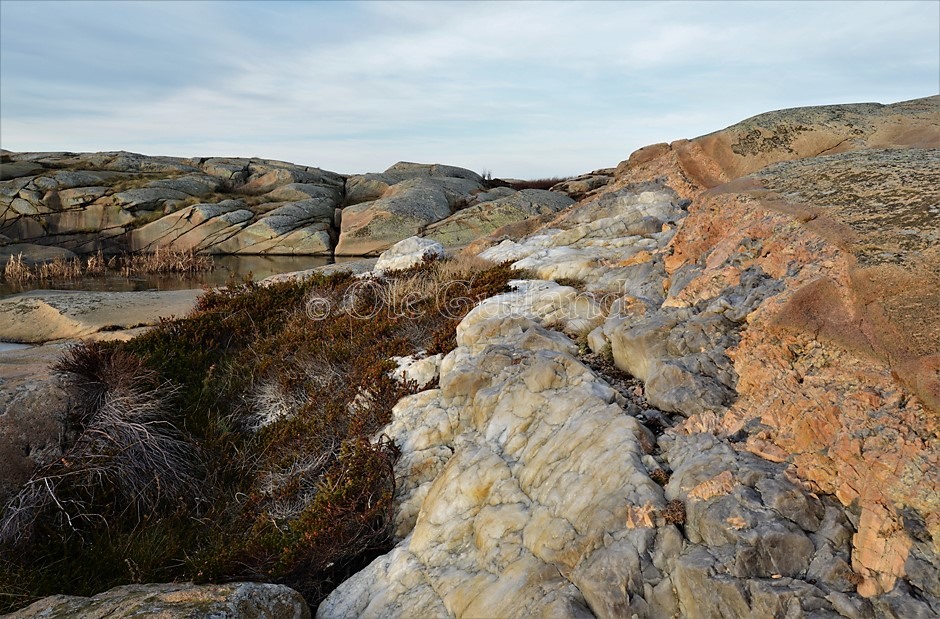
[1,1,938,179]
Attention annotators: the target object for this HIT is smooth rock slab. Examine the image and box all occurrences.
[7,582,310,619]
[423,189,574,247]
[0,289,202,344]
[335,179,452,256]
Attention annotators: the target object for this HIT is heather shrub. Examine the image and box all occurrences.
[0,258,520,612]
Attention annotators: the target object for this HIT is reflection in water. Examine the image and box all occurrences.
[0,342,31,352]
[0,255,333,298]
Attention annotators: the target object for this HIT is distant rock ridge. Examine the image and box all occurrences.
[0,153,575,260]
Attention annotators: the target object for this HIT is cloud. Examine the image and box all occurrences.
[1,1,937,177]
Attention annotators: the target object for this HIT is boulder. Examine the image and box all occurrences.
[335,179,452,256]
[0,243,77,266]
[7,582,310,618]
[374,236,445,273]
[423,189,574,247]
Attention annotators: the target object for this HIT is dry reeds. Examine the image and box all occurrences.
[119,247,214,278]
[2,249,213,284]
[3,254,32,282]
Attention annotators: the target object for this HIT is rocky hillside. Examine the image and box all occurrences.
[0,153,575,262]
[316,96,939,618]
[2,95,938,618]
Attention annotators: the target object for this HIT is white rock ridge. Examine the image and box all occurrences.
[374,236,446,274]
[318,280,666,618]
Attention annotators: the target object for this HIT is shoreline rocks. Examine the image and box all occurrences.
[6,582,311,619]
[2,154,578,261]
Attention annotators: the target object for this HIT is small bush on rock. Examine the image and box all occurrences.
[650,469,671,486]
[662,499,686,526]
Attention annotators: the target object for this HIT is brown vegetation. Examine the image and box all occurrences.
[0,256,520,613]
[2,248,213,284]
[650,469,671,486]
[661,499,686,526]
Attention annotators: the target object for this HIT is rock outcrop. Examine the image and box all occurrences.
[320,96,939,617]
[607,95,939,201]
[374,236,446,274]
[7,582,310,619]
[0,289,202,344]
[1,153,576,259]
[0,152,345,256]
[3,96,937,617]
[423,189,575,247]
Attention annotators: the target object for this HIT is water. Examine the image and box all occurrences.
[0,254,334,298]
[0,342,31,352]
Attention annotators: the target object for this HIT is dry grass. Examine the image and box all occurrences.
[0,342,201,549]
[2,249,213,284]
[0,258,522,612]
[650,469,671,486]
[661,499,686,526]
[3,254,32,282]
[119,247,213,277]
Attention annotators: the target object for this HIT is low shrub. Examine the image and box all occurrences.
[0,257,520,612]
[661,499,686,526]
[650,469,671,486]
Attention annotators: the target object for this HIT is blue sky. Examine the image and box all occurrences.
[1,1,937,178]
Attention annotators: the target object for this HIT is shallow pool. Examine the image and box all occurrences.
[0,254,335,298]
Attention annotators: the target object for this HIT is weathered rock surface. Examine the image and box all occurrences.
[1,151,345,256]
[0,243,76,266]
[320,96,939,617]
[4,96,937,617]
[0,344,69,505]
[550,168,615,201]
[0,289,201,343]
[336,174,466,256]
[423,188,574,247]
[374,236,446,273]
[608,95,939,201]
[6,581,310,618]
[3,154,557,259]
